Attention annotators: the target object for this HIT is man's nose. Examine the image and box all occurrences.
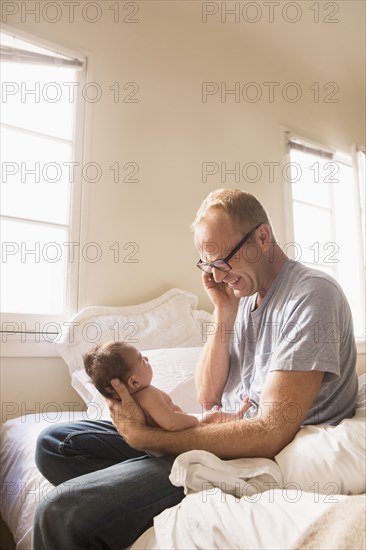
[212,267,227,283]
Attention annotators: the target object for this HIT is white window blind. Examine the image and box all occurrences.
[0,30,85,353]
[286,135,366,341]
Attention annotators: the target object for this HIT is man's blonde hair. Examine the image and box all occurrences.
[191,188,274,238]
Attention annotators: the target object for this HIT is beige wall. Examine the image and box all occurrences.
[1,1,365,420]
[1,357,84,424]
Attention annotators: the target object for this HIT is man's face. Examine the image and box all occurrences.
[194,211,262,298]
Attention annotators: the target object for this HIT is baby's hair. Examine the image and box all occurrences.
[83,341,133,398]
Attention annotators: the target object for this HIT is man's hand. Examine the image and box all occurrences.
[107,379,146,443]
[202,271,240,318]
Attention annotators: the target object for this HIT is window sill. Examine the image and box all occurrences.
[1,337,59,357]
[1,312,71,357]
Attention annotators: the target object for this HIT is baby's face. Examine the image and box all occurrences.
[124,346,153,388]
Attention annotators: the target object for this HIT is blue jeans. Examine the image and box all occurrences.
[33,420,185,549]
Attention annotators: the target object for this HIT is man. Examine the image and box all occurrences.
[33,189,358,550]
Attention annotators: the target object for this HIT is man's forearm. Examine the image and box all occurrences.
[123,415,292,460]
[195,311,237,407]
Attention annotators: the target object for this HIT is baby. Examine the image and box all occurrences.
[83,341,200,431]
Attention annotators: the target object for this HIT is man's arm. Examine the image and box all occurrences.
[109,370,324,459]
[195,272,240,407]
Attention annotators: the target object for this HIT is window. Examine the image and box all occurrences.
[284,133,366,342]
[1,28,85,354]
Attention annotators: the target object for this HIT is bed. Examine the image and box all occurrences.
[1,289,365,549]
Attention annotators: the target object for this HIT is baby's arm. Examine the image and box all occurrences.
[135,386,199,431]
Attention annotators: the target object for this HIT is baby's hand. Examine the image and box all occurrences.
[201,397,252,424]
[240,395,252,417]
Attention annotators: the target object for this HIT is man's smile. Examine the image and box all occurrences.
[225,275,241,287]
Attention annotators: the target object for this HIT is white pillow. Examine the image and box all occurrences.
[275,374,366,495]
[53,288,212,403]
[79,346,203,420]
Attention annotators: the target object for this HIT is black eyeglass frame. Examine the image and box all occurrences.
[196,222,264,273]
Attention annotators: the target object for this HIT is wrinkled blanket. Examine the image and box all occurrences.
[169,449,283,497]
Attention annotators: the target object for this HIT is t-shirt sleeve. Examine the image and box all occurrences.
[269,277,345,380]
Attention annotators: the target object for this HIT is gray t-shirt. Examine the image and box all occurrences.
[222,260,358,425]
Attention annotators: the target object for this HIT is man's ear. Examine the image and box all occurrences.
[259,224,271,248]
[127,375,140,390]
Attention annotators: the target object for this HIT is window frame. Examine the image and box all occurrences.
[281,129,366,353]
[1,24,86,357]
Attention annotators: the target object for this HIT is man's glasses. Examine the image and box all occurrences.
[196,222,264,274]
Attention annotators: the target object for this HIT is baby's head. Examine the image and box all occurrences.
[83,342,153,400]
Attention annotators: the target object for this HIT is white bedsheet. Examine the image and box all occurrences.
[150,489,348,550]
[0,411,85,549]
